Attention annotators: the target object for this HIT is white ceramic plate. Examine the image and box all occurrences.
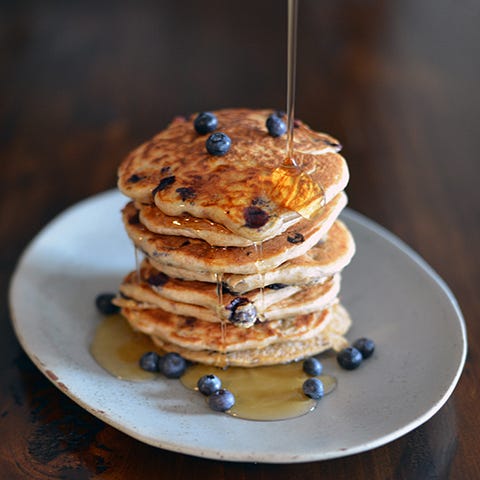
[9,190,466,463]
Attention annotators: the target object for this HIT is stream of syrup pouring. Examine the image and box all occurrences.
[270,0,326,220]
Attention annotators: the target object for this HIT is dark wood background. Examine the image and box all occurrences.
[1,0,479,478]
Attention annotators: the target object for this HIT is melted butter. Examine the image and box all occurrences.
[90,315,161,381]
[181,362,336,421]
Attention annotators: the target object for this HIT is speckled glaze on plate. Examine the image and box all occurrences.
[9,190,467,463]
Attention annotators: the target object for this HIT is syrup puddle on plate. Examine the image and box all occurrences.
[181,362,336,421]
[91,315,336,421]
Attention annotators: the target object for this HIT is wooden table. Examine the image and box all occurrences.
[1,1,478,478]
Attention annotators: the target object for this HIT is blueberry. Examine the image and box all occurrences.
[226,297,258,327]
[303,357,323,376]
[243,206,269,228]
[302,378,324,400]
[160,352,187,378]
[287,232,304,244]
[139,351,161,372]
[208,389,235,412]
[206,132,231,156]
[194,112,218,135]
[152,176,176,196]
[266,113,287,137]
[353,337,375,359]
[197,374,222,396]
[95,293,120,315]
[337,347,363,370]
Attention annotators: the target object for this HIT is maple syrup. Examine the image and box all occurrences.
[286,0,298,164]
[181,362,336,421]
[270,0,326,220]
[252,241,266,315]
[214,272,228,367]
[90,316,337,421]
[134,247,143,282]
[90,314,160,381]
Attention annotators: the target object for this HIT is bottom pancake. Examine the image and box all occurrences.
[121,303,351,367]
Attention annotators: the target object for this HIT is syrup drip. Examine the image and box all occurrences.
[286,0,298,165]
[215,272,228,368]
[134,247,143,282]
[270,0,326,220]
[252,242,266,316]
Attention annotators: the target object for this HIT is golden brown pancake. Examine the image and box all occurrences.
[120,303,338,352]
[148,303,351,367]
[122,192,347,275]
[118,109,348,242]
[115,266,340,324]
[137,202,254,247]
[147,219,355,292]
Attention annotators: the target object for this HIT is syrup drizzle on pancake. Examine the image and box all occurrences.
[215,272,228,367]
[270,0,327,221]
[135,248,143,283]
[253,241,266,316]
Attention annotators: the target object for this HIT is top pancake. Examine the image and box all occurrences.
[118,109,349,242]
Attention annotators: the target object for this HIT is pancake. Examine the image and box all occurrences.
[149,303,351,367]
[122,191,347,275]
[118,109,348,242]
[115,269,340,324]
[120,302,341,352]
[149,219,354,292]
[116,265,301,321]
[137,202,255,247]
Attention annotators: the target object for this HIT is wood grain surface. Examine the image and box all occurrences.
[1,1,478,478]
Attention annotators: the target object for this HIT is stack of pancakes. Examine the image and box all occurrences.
[114,109,355,367]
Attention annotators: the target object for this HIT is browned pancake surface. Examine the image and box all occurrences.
[118,109,349,241]
[122,192,347,275]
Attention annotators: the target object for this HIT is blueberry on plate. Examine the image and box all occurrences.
[302,378,324,400]
[208,389,235,412]
[160,352,187,378]
[206,132,231,156]
[266,113,287,137]
[194,112,218,135]
[353,337,375,359]
[197,374,222,396]
[95,293,120,315]
[302,357,323,376]
[337,347,363,370]
[139,351,161,372]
